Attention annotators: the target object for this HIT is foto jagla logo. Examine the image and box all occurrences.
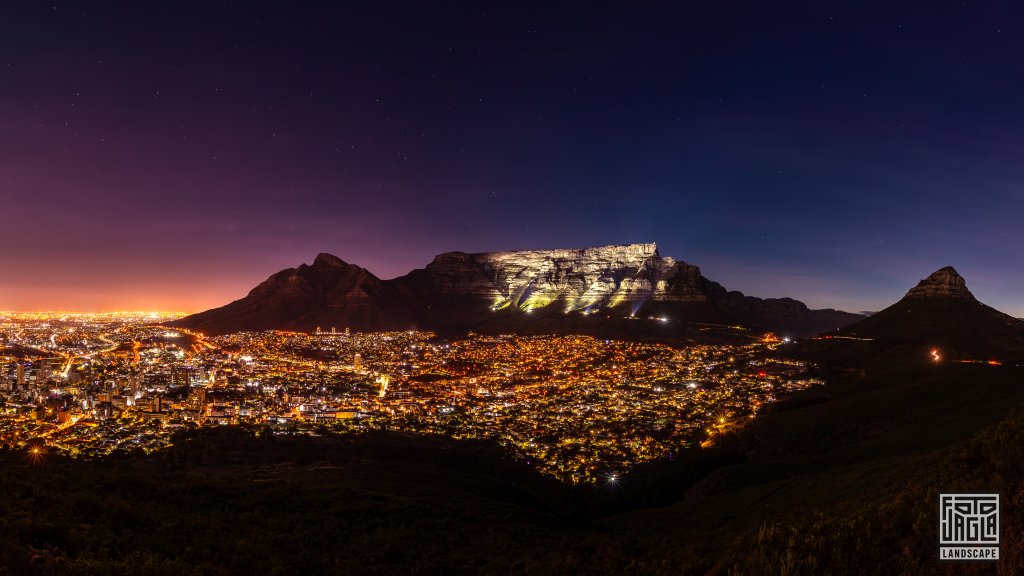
[939,494,999,560]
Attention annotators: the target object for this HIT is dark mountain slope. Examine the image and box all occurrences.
[838,266,1024,360]
[173,253,417,334]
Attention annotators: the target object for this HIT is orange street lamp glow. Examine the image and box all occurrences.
[27,446,45,465]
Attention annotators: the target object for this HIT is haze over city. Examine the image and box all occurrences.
[4,2,1024,314]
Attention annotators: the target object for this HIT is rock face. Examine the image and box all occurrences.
[172,243,864,339]
[406,243,707,314]
[904,266,976,300]
[839,266,1024,359]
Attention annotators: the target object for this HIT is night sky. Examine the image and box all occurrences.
[3,2,1023,314]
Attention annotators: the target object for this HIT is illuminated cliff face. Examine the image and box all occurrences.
[422,243,707,313]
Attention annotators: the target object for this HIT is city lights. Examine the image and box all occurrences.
[0,313,821,483]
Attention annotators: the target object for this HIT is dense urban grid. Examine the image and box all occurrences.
[0,313,820,483]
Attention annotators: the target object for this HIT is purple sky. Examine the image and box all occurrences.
[3,2,1024,315]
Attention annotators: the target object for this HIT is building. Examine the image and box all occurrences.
[37,360,49,385]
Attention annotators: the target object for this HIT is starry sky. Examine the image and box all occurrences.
[3,1,1024,314]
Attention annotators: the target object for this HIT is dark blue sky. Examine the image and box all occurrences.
[2,1,1023,314]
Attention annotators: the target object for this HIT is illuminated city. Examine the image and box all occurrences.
[0,312,819,483]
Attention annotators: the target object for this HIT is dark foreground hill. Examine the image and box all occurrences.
[609,350,1024,574]
[0,428,737,576]
[170,244,862,340]
[3,366,1023,575]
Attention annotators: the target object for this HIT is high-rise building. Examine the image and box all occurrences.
[129,373,141,397]
[37,360,49,385]
[17,362,25,389]
[353,353,362,370]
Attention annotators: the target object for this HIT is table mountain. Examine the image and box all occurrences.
[170,243,862,339]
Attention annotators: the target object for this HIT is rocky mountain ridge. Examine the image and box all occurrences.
[171,243,863,339]
[838,265,1024,359]
[904,266,976,300]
